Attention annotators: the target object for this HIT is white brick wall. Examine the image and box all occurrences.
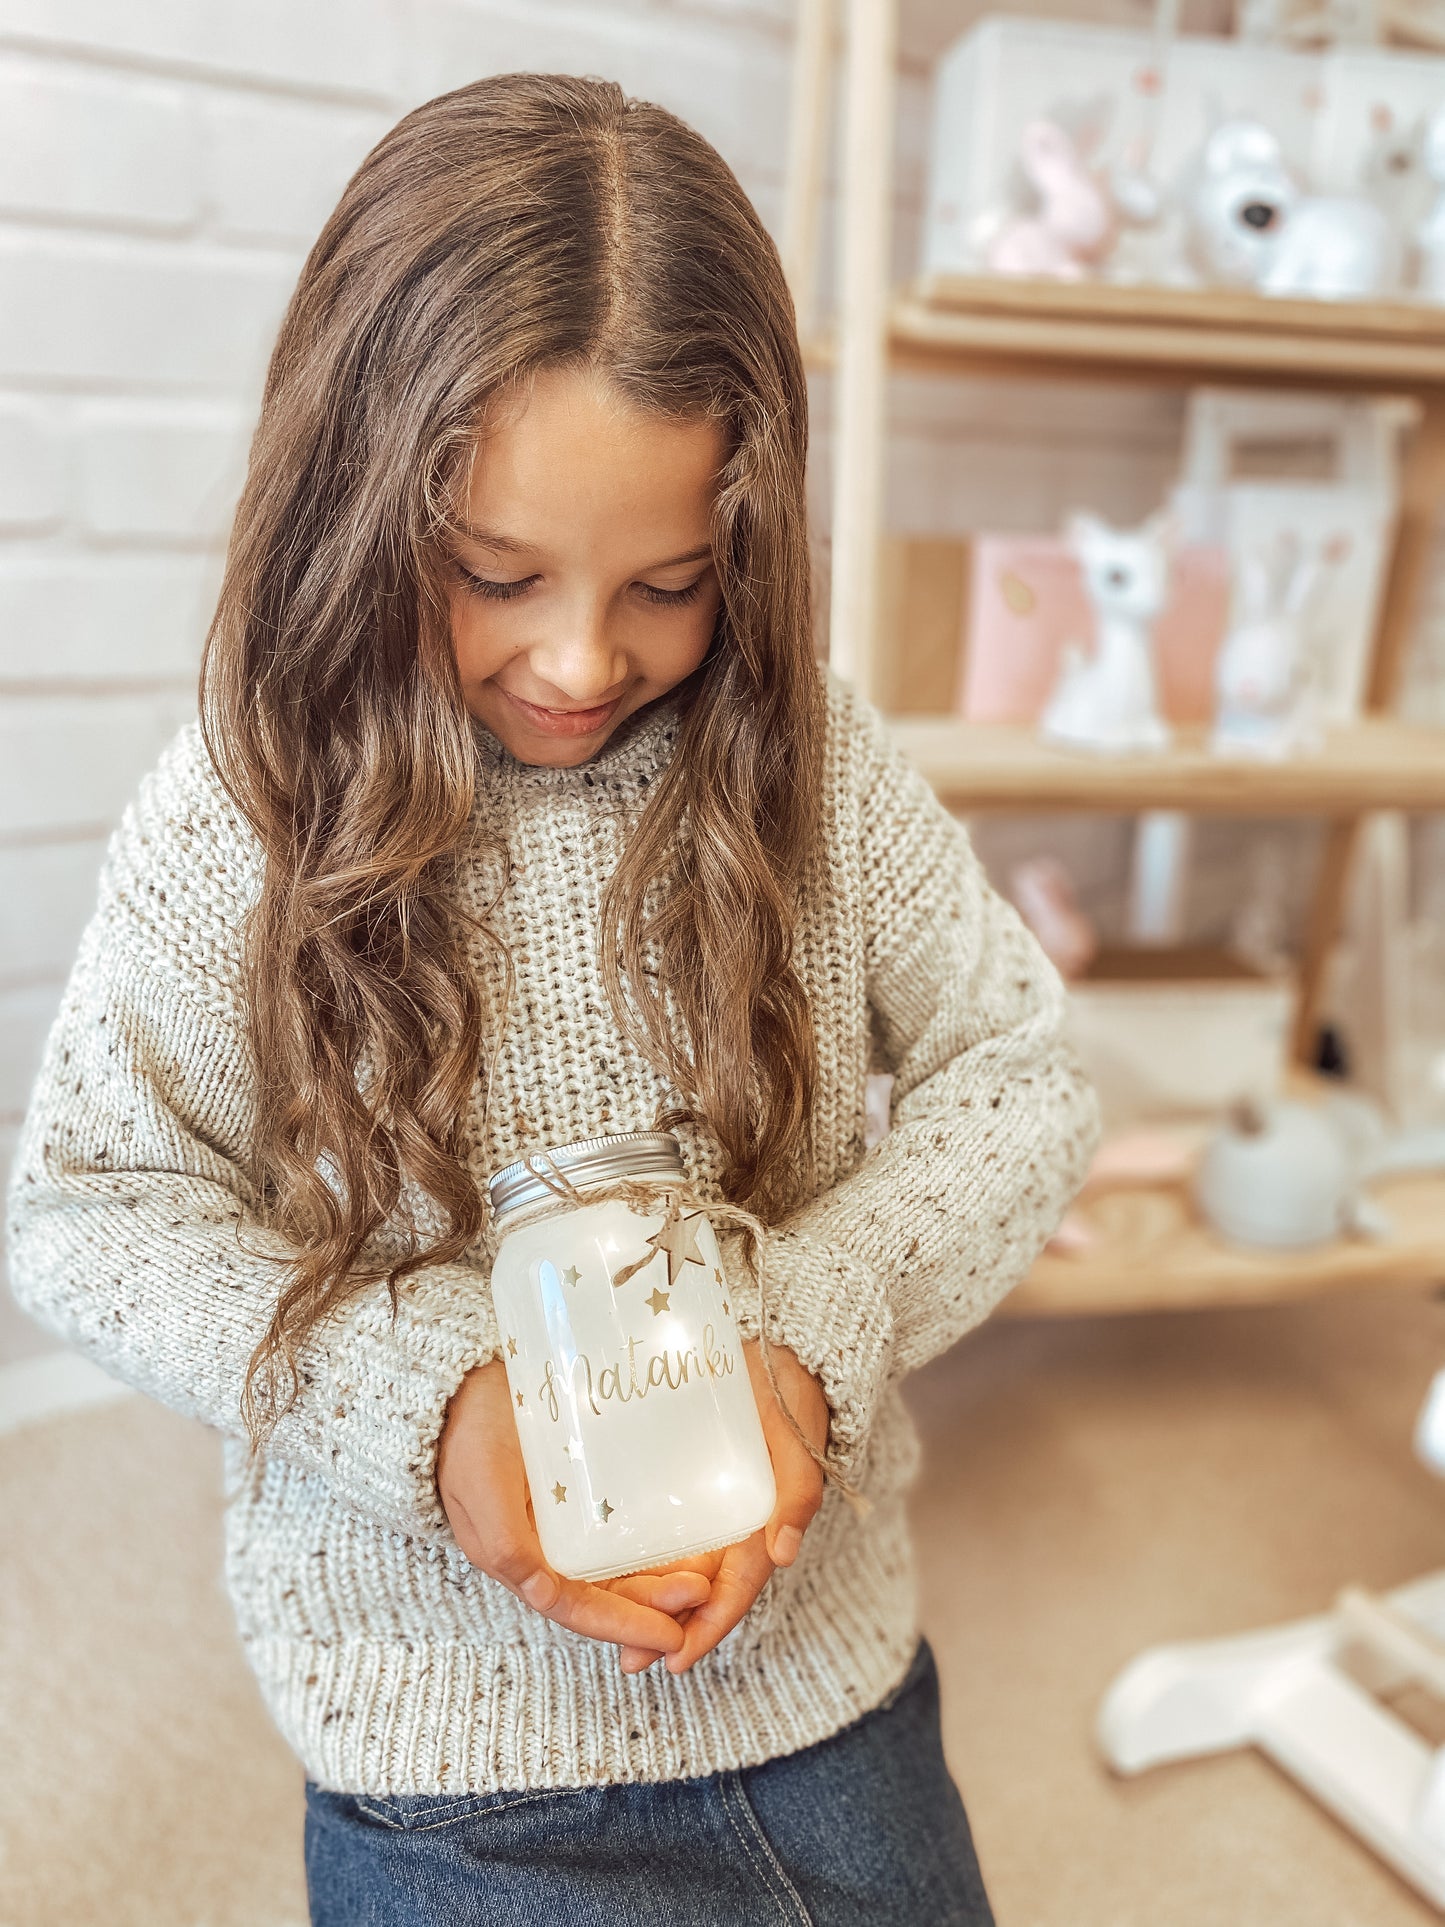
[0,0,1202,1364]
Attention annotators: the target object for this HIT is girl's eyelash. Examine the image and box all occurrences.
[454,563,706,608]
[637,578,705,607]
[455,565,536,603]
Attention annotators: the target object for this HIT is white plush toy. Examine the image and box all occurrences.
[1212,531,1323,760]
[1186,119,1389,298]
[1041,510,1173,755]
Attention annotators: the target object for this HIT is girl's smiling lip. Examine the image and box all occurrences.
[498,686,624,736]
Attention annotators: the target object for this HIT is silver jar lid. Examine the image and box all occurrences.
[487,1130,685,1229]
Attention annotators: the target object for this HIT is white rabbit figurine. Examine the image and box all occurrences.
[1212,533,1323,760]
[1041,510,1173,755]
[985,119,1114,281]
[1186,119,1389,298]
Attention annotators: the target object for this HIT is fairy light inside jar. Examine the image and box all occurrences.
[486,1131,776,1583]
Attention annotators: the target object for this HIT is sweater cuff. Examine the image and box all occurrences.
[298,1264,501,1542]
[731,1228,893,1485]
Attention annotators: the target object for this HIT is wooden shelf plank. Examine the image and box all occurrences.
[902,277,1445,388]
[913,273,1445,346]
[1001,1170,1445,1319]
[885,715,1445,815]
[804,277,1445,389]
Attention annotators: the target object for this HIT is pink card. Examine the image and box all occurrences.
[962,535,1232,725]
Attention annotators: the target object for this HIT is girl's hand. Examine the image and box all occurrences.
[618,1339,831,1677]
[437,1361,712,1656]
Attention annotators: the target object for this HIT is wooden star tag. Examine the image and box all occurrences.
[644,1203,708,1289]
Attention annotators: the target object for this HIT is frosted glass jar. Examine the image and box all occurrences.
[487,1131,776,1583]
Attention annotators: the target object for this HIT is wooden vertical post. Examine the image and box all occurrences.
[781,0,834,345]
[1291,392,1445,1065]
[1365,394,1445,713]
[828,0,897,699]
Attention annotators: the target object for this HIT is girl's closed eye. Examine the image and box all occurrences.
[453,561,708,609]
[637,577,705,607]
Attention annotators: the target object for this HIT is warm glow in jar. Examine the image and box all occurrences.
[486,1131,777,1582]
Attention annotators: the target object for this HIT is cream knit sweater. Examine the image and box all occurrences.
[6,664,1099,1795]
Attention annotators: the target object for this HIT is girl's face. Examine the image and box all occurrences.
[447,362,727,767]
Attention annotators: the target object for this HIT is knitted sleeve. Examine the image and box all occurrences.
[752,675,1101,1484]
[3,724,499,1544]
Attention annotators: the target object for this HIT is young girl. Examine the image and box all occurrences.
[6,73,1099,1925]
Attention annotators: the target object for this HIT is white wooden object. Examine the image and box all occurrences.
[1101,1369,1445,1909]
[781,0,834,343]
[1174,388,1411,724]
[1098,1567,1445,1912]
[826,0,895,690]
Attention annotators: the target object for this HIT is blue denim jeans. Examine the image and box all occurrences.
[304,1635,995,1925]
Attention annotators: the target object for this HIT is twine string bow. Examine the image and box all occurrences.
[493,1149,871,1521]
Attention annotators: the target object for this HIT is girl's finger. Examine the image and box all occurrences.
[666,1534,774,1674]
[608,1571,711,1615]
[541,1574,689,1653]
[617,1597,704,1674]
[455,1437,687,1652]
[757,1397,825,1567]
[619,1644,665,1674]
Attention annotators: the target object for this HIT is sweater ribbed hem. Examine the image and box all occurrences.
[244,1502,919,1795]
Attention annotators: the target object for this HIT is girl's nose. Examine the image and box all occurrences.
[526,622,628,707]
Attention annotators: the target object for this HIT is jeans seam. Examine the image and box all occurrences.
[352,1786,578,1833]
[719,1771,814,1926]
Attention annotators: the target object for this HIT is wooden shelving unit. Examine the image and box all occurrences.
[785,0,1445,1316]
[807,281,1445,385]
[1003,1171,1445,1318]
[886,716,1445,816]
[895,275,1445,385]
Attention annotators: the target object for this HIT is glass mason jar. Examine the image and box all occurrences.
[487,1131,777,1583]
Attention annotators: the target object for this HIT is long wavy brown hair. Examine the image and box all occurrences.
[198,73,827,1448]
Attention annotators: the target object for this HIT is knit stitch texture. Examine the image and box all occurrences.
[5,664,1100,1794]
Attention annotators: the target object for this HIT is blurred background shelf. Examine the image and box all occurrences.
[806,278,1445,387]
[787,0,1445,1315]
[894,276,1445,388]
[1005,1172,1445,1318]
[883,715,1445,815]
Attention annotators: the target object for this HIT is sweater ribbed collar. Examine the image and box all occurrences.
[470,687,687,795]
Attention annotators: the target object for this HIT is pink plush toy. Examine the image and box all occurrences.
[986,119,1114,281]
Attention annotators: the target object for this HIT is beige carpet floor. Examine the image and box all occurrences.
[4,1289,1445,1926]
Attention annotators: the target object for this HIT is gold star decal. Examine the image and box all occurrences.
[722,1300,729,1315]
[645,1285,671,1317]
[514,1390,524,1409]
[566,1436,583,1460]
[645,1205,708,1288]
[506,1335,517,1358]
[714,1267,724,1285]
[551,1482,567,1504]
[563,1265,581,1288]
[596,1497,614,1523]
